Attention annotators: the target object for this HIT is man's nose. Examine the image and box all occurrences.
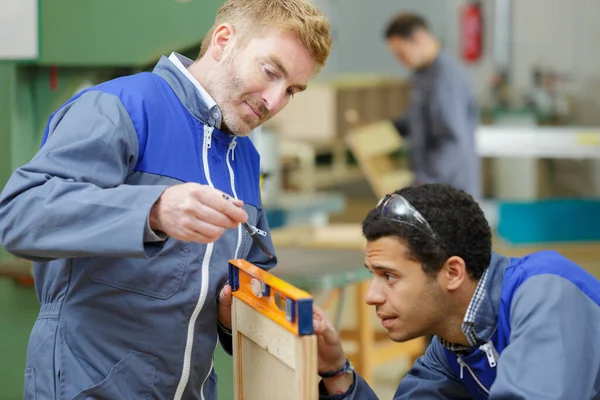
[261,84,288,114]
[364,278,385,306]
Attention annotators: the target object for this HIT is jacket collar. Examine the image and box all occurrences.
[472,251,511,342]
[152,53,223,129]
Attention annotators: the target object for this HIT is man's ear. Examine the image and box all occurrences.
[440,256,467,292]
[210,23,235,62]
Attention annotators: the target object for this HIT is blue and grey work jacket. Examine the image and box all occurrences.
[0,53,277,400]
[322,250,600,399]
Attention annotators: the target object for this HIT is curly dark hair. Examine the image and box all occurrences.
[362,184,492,279]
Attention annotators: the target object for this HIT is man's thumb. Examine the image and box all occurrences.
[320,325,339,346]
[219,284,233,306]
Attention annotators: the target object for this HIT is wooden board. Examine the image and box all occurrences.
[345,120,413,198]
[229,259,318,400]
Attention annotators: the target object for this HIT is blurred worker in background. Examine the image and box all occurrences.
[0,0,331,399]
[385,14,481,199]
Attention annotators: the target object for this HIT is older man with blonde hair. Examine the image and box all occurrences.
[0,1,331,399]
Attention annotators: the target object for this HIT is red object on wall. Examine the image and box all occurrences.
[461,1,483,63]
[49,65,59,91]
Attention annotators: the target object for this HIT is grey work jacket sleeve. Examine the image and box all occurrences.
[0,91,169,262]
[217,320,233,355]
[318,339,470,400]
[490,275,600,399]
[318,372,379,399]
[144,217,168,242]
[420,79,472,184]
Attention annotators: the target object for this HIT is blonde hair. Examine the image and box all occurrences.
[199,0,332,73]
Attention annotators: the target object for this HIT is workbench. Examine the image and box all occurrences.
[477,125,600,243]
[477,125,600,159]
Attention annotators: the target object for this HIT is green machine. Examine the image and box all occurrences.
[1,0,224,262]
[0,1,238,399]
[1,0,228,246]
[0,0,224,189]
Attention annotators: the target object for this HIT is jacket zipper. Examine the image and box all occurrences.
[173,125,215,400]
[251,226,267,236]
[480,342,498,368]
[225,138,242,259]
[457,356,491,395]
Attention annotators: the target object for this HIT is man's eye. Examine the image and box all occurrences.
[286,89,295,98]
[385,274,396,282]
[263,66,277,78]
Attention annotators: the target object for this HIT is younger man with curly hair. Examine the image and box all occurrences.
[314,184,600,399]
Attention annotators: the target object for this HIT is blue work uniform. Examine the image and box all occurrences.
[0,53,277,400]
[394,50,481,199]
[320,250,600,399]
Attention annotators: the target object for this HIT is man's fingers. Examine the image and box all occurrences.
[317,322,340,346]
[313,304,326,315]
[221,193,244,208]
[173,221,225,244]
[188,203,240,229]
[313,319,321,332]
[186,220,227,241]
[177,230,214,244]
[219,284,232,307]
[218,198,247,223]
[193,188,248,224]
[312,306,339,346]
[153,184,250,243]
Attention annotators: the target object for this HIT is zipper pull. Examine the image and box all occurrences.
[480,342,498,368]
[204,126,213,149]
[457,357,465,379]
[252,226,267,237]
[229,139,237,161]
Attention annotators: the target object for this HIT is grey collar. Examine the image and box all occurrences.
[472,251,511,342]
[152,54,223,129]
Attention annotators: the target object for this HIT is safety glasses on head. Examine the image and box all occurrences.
[377,193,449,254]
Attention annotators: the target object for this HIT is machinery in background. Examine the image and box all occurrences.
[525,67,573,125]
